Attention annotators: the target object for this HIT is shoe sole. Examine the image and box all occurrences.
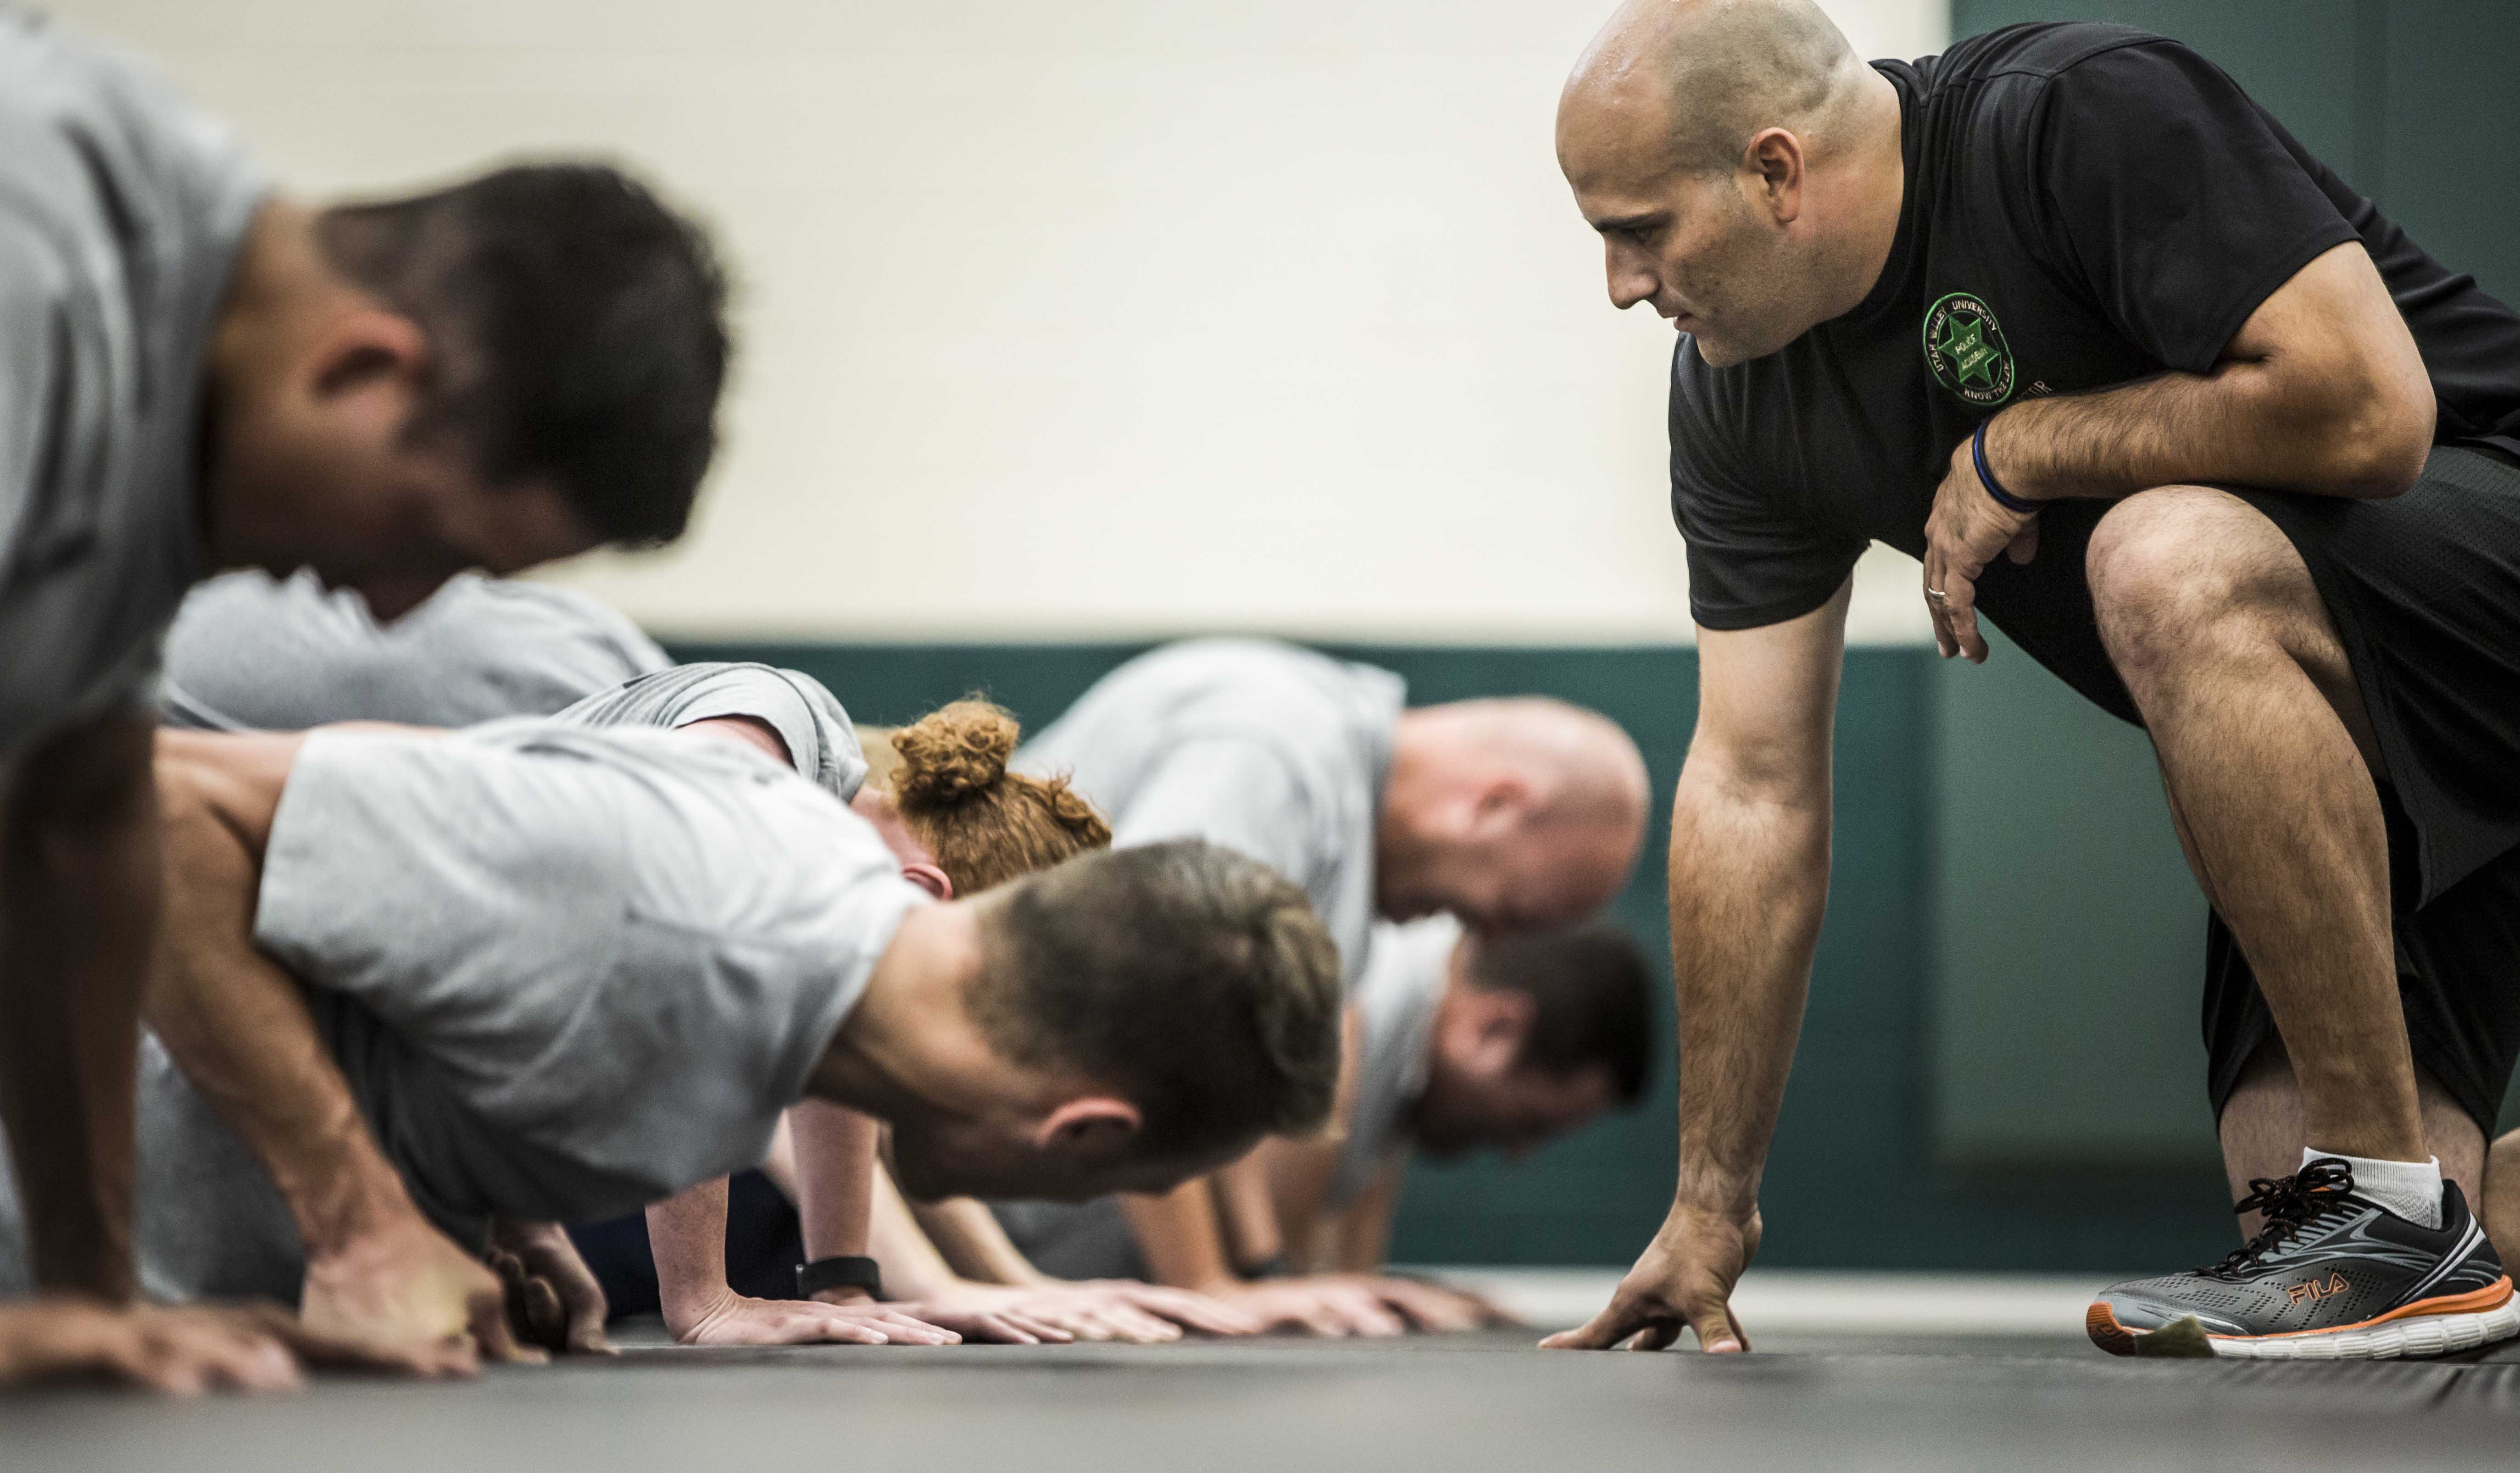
[2087,1278,2520,1361]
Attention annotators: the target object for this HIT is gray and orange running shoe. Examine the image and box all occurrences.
[2087,1158,2520,1360]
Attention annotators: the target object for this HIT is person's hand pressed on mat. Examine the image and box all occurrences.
[1541,1205,1761,1352]
[1206,1276,1412,1338]
[0,1299,306,1394]
[487,1217,613,1356]
[145,744,548,1378]
[899,1278,1257,1344]
[874,1163,1257,1343]
[297,1209,546,1373]
[1324,1274,1520,1334]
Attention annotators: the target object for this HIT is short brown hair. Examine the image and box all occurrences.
[971,840,1342,1160]
[317,163,729,546]
[1468,926,1655,1105]
[884,700,1111,895]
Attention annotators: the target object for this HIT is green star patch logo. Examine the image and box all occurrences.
[1922,291,2015,406]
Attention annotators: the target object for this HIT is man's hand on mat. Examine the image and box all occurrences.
[672,1286,959,1347]
[1063,1280,1262,1339]
[486,1218,613,1356]
[1210,1277,1409,1337]
[1333,1275,1519,1334]
[890,1283,1080,1345]
[1541,1204,1760,1353]
[300,1214,542,1374]
[1922,431,2040,663]
[0,1298,305,1394]
[903,1279,1253,1343]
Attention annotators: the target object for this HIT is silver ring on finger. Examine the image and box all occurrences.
[1925,586,1947,601]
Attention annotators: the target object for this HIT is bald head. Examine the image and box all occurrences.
[1556,0,1905,366]
[1564,0,1866,176]
[1424,697,1650,827]
[1379,699,1650,934]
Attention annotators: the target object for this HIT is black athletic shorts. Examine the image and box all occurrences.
[2204,444,2520,1135]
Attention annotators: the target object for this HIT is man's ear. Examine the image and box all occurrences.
[899,862,955,900]
[1031,1097,1141,1152]
[307,306,430,401]
[1463,990,1535,1080]
[1470,772,1535,836]
[1741,127,1807,224]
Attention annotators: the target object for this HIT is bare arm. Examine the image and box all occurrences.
[1209,1155,1286,1272]
[146,744,528,1372]
[0,707,156,1300]
[1992,244,2435,503]
[1256,1003,1367,1272]
[1257,1133,1343,1274]
[1121,1180,1240,1292]
[1927,245,2436,661]
[790,1100,879,1267]
[868,1160,970,1301]
[912,1195,1054,1287]
[1330,1157,1405,1275]
[873,1165,1246,1343]
[1545,579,1849,1353]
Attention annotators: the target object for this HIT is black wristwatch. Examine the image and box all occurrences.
[1238,1251,1295,1281]
[796,1255,884,1300]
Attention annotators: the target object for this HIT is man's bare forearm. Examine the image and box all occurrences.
[1989,245,2433,503]
[1331,1159,1403,1274]
[911,1195,1049,1287]
[869,1163,968,1300]
[646,1180,735,1323]
[1209,1153,1283,1270]
[1120,1179,1238,1292]
[1253,1133,1339,1271]
[0,709,161,1298]
[790,1101,877,1262]
[1669,765,1830,1217]
[147,772,417,1256]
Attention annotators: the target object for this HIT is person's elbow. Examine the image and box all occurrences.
[2327,385,2433,498]
[2298,330,2429,496]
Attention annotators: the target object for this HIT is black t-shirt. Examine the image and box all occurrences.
[1671,22,2520,723]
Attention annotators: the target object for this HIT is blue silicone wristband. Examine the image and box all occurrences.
[1972,420,2040,515]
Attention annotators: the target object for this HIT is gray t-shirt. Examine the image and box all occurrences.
[1018,639,1404,989]
[0,721,923,1298]
[159,568,866,800]
[256,722,920,1239]
[551,663,867,803]
[1329,916,1459,1209]
[0,12,268,751]
[159,569,669,731]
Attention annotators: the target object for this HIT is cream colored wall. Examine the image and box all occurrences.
[57,0,1943,643]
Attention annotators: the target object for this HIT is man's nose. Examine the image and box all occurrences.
[1606,245,1657,311]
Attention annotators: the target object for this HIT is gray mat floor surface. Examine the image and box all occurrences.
[7,1326,2519,1472]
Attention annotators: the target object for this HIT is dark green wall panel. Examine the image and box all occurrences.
[1929,629,2217,1173]
[1946,1,2370,189]
[2379,3,2520,304]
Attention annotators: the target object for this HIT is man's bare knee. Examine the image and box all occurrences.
[2087,487,2287,682]
[2085,488,2376,754]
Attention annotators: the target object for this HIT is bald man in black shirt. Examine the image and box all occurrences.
[1546,0,2520,1361]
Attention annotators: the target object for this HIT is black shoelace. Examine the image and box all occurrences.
[2204,1158,2358,1277]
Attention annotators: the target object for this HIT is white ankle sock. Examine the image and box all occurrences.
[2303,1147,2443,1228]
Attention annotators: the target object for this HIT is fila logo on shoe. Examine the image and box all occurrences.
[2285,1272,2352,1305]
